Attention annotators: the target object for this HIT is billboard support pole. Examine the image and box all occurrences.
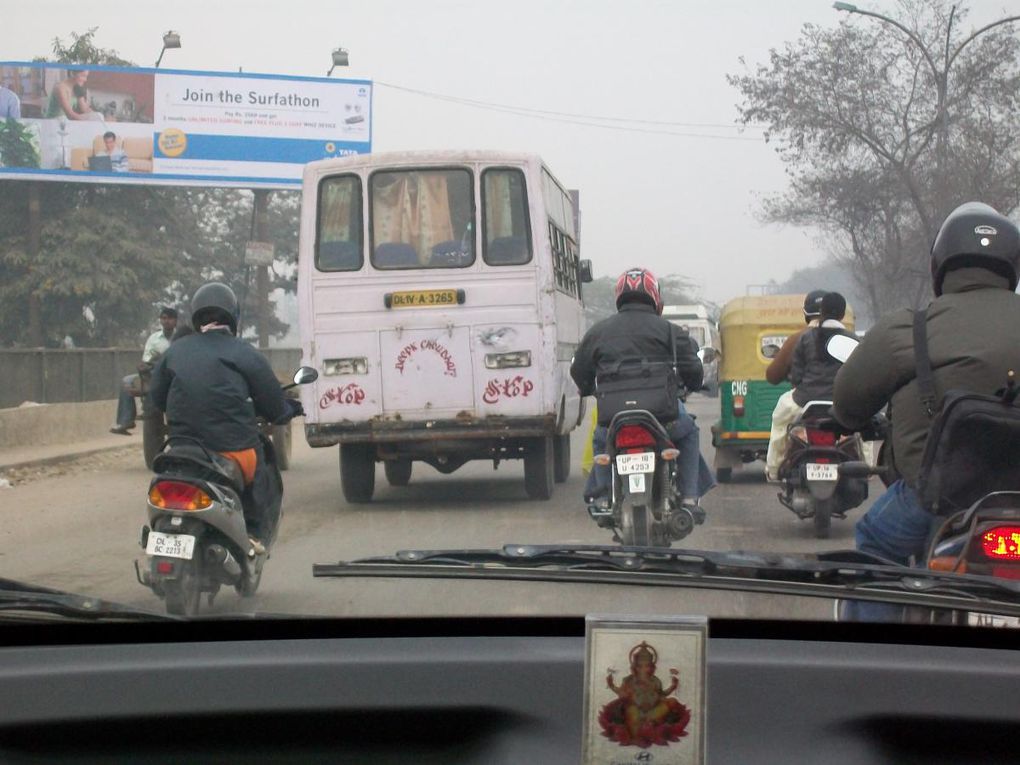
[253,189,271,349]
[27,182,43,347]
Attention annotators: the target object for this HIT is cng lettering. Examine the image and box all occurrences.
[731,380,748,396]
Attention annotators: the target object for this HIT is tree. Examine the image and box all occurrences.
[729,1,1020,316]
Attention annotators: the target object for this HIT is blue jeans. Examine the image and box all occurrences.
[840,480,938,622]
[584,401,716,502]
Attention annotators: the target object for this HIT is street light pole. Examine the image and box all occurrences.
[154,31,182,68]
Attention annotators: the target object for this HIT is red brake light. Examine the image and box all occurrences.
[806,429,837,446]
[156,561,175,575]
[733,395,745,418]
[980,527,1020,560]
[149,480,213,511]
[615,425,657,449]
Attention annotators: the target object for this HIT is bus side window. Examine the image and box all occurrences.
[482,168,532,266]
[316,175,363,272]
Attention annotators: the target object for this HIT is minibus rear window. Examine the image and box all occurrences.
[316,175,364,272]
[482,168,532,266]
[370,168,475,270]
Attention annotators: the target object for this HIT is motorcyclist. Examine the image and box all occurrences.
[147,282,301,553]
[570,267,715,516]
[764,290,825,480]
[832,202,1020,621]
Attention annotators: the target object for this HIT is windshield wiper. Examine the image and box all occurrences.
[0,577,179,622]
[313,544,1020,616]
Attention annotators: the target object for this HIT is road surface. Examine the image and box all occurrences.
[1,395,869,620]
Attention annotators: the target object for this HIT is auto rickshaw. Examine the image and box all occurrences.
[711,294,854,482]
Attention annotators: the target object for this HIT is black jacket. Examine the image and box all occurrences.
[789,320,853,406]
[570,302,703,397]
[148,330,289,452]
[833,268,1020,486]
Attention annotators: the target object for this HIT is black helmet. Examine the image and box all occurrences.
[191,282,239,334]
[803,289,826,320]
[931,202,1020,296]
[820,291,847,321]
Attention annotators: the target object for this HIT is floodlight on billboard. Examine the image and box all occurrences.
[0,62,372,189]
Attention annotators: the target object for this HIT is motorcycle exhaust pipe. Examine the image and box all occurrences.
[668,507,695,540]
[205,544,242,584]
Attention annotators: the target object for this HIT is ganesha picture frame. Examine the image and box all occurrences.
[582,615,707,765]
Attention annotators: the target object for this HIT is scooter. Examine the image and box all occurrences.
[587,408,701,547]
[134,366,318,616]
[777,401,879,538]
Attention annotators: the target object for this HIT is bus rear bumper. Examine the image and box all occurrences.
[305,415,558,448]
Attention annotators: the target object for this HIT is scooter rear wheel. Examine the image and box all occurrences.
[164,557,202,616]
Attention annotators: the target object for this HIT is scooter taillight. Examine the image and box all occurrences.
[149,480,213,511]
[980,526,1020,561]
[615,425,657,449]
[806,429,837,447]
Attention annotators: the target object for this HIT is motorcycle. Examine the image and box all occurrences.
[776,401,881,539]
[134,366,317,616]
[587,406,701,548]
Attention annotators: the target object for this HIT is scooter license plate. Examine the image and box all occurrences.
[145,532,196,560]
[616,452,655,475]
[806,463,839,481]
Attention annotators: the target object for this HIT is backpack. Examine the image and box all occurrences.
[594,324,681,426]
[912,309,1020,515]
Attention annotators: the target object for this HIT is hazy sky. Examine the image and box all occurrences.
[7,0,1016,304]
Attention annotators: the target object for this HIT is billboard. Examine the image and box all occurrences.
[0,62,372,188]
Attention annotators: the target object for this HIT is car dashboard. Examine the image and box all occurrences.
[0,617,1017,764]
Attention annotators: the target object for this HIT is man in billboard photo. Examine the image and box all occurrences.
[0,81,20,119]
[100,131,130,172]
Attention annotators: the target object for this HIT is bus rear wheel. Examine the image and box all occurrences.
[340,444,375,503]
[524,437,554,500]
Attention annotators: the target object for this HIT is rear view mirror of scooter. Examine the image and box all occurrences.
[289,366,319,388]
[826,334,859,363]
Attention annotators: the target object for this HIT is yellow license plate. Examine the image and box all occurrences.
[388,289,459,309]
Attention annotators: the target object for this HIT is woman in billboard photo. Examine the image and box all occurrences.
[45,69,101,121]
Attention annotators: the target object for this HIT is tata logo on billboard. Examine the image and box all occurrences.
[0,61,373,189]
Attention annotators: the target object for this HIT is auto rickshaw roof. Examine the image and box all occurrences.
[719,294,854,328]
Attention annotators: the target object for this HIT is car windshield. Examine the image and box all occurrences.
[3,0,1020,631]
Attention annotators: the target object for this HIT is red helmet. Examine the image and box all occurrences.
[614,267,663,314]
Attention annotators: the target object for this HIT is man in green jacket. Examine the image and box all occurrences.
[833,202,1020,619]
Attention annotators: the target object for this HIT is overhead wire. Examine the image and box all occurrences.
[374,81,766,141]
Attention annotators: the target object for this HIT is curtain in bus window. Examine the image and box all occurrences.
[373,172,454,265]
[321,181,353,240]
[317,177,361,271]
[485,172,514,240]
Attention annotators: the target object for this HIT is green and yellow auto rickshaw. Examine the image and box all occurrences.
[711,294,853,482]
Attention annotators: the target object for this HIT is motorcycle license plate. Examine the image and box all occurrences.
[806,463,839,481]
[616,452,655,475]
[146,532,196,560]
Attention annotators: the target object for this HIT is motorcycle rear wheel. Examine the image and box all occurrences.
[621,505,652,547]
[813,497,833,539]
[164,557,202,616]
